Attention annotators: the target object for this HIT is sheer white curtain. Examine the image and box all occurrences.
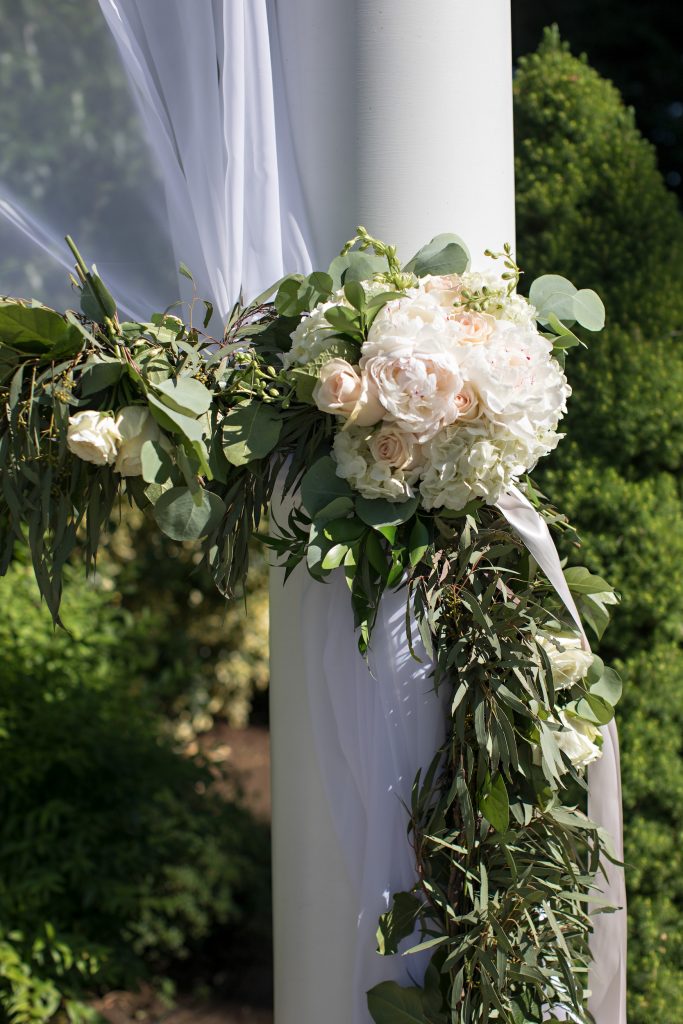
[99,0,312,314]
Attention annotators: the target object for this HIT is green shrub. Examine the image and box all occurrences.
[516,27,683,474]
[515,29,683,1021]
[0,561,270,1022]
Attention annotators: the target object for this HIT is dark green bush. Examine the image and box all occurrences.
[516,26,683,474]
[516,29,683,1021]
[0,561,270,1022]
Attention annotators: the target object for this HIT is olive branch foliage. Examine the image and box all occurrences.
[0,231,619,1022]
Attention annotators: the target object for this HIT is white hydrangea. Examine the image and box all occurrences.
[333,425,421,502]
[281,298,341,369]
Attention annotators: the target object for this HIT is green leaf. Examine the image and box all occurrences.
[140,439,174,485]
[344,280,366,311]
[572,288,605,331]
[321,543,349,570]
[564,566,614,595]
[480,772,510,833]
[274,275,306,317]
[529,274,577,324]
[79,358,123,397]
[221,403,282,466]
[403,233,470,278]
[323,517,366,543]
[589,665,622,708]
[574,693,614,726]
[155,376,213,417]
[80,268,118,321]
[356,495,419,529]
[328,251,386,289]
[324,305,363,337]
[300,456,353,518]
[0,303,83,359]
[376,892,421,956]
[409,518,430,567]
[153,486,224,541]
[314,496,355,523]
[367,981,428,1024]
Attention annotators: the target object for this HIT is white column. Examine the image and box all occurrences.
[270,2,515,1022]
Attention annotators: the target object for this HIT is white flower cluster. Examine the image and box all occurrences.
[286,272,570,508]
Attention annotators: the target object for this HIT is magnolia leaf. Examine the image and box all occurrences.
[221,403,282,466]
[409,518,430,567]
[156,376,213,417]
[300,456,352,518]
[367,981,428,1024]
[356,495,419,529]
[376,892,421,956]
[564,565,614,595]
[153,486,224,541]
[404,233,470,278]
[480,772,510,833]
[321,543,349,570]
[0,303,83,358]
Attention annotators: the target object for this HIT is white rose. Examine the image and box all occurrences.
[453,382,480,421]
[312,359,383,426]
[67,410,121,466]
[554,711,603,770]
[538,635,593,690]
[362,352,464,442]
[333,425,420,502]
[114,405,169,477]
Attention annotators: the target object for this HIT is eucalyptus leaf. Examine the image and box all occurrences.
[221,403,282,466]
[155,376,213,417]
[480,772,510,832]
[356,495,419,529]
[300,456,352,518]
[153,486,224,541]
[404,233,470,278]
[328,251,386,289]
[140,439,174,485]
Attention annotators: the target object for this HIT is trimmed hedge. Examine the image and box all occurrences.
[515,29,683,1021]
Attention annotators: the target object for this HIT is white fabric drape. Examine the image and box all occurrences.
[302,573,448,1021]
[98,0,312,315]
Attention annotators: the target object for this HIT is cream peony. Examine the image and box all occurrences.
[362,351,464,442]
[114,405,169,477]
[312,359,383,426]
[67,410,121,466]
[538,634,593,690]
[554,711,603,770]
[333,425,420,502]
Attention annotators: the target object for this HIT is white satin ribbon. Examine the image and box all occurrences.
[496,485,627,1024]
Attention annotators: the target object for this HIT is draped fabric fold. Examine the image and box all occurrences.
[98,0,313,315]
[301,571,448,1024]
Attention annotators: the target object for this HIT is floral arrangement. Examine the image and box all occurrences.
[0,230,620,1023]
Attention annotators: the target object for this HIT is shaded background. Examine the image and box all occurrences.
[0,3,682,1024]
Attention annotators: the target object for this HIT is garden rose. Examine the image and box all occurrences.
[114,405,169,477]
[67,410,121,466]
[312,359,383,426]
[333,425,419,502]
[451,310,496,343]
[555,712,603,770]
[367,425,420,470]
[538,634,593,690]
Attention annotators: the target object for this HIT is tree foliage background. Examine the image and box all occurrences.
[0,1,682,1021]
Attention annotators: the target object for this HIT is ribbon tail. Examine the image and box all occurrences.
[496,485,627,1024]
